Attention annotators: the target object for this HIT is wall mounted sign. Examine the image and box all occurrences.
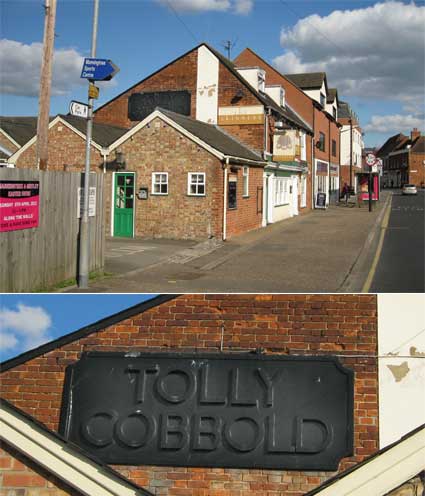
[0,180,39,232]
[137,187,148,200]
[128,91,191,121]
[59,352,353,470]
[316,161,328,175]
[77,187,96,218]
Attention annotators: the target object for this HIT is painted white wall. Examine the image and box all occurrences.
[378,294,425,448]
[196,46,219,124]
[265,86,284,107]
[236,67,265,92]
[304,81,326,106]
[340,125,363,168]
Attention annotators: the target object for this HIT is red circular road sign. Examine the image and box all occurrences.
[365,153,377,167]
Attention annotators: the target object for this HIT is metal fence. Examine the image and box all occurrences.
[0,168,105,292]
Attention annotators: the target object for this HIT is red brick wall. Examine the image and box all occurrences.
[0,294,379,496]
[94,49,199,128]
[409,152,425,187]
[314,107,330,164]
[14,121,103,171]
[226,166,263,237]
[219,124,264,154]
[234,49,314,127]
[0,441,80,496]
[113,116,223,240]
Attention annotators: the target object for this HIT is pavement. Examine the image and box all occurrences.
[63,191,392,293]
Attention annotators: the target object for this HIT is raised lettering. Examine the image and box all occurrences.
[199,363,226,405]
[256,368,280,407]
[224,417,262,452]
[192,415,221,451]
[295,417,332,453]
[115,412,155,448]
[160,414,189,450]
[156,369,195,404]
[230,368,257,406]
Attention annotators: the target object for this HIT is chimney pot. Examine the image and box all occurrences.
[411,128,421,141]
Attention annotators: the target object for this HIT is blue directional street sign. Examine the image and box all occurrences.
[80,58,119,81]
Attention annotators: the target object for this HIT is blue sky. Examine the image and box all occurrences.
[1,0,424,147]
[0,293,156,362]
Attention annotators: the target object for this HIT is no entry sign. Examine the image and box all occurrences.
[60,352,354,470]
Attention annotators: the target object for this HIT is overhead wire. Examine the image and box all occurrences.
[163,0,199,43]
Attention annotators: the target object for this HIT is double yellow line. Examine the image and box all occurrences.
[362,195,393,292]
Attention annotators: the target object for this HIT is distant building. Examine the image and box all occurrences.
[377,128,424,188]
[338,102,364,192]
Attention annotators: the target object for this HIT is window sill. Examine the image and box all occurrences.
[151,193,168,196]
[242,195,250,199]
[187,194,206,197]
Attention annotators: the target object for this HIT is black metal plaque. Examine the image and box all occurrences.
[128,91,191,121]
[59,353,353,470]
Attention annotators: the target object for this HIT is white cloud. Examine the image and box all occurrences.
[273,2,425,109]
[0,39,85,97]
[157,0,253,14]
[0,303,52,351]
[0,333,18,351]
[364,114,424,134]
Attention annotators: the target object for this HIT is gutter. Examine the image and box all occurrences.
[224,155,266,167]
[222,157,229,241]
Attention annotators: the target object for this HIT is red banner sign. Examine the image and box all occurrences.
[0,180,40,232]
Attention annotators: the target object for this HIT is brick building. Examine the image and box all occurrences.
[0,116,39,163]
[338,102,364,193]
[377,128,425,188]
[94,43,314,224]
[1,293,381,496]
[283,72,342,206]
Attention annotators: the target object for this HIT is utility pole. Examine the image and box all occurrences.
[36,0,57,170]
[222,39,236,59]
[78,0,99,288]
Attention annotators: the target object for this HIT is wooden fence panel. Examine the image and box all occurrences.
[0,169,105,292]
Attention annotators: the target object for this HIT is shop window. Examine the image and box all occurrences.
[228,178,237,209]
[243,167,249,197]
[152,172,168,195]
[188,172,205,196]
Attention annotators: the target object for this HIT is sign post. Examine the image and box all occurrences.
[77,0,119,289]
[365,152,377,213]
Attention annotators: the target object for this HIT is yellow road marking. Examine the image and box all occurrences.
[362,195,393,292]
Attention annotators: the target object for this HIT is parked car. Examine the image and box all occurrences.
[402,184,417,195]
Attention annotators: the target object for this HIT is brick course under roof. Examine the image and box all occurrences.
[158,108,266,162]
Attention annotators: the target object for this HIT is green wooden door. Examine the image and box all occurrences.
[113,173,134,237]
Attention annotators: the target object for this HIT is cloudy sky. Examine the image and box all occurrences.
[0,294,155,362]
[1,0,424,147]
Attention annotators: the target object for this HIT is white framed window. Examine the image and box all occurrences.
[274,177,290,206]
[242,166,249,197]
[152,172,168,195]
[301,175,307,207]
[300,133,306,161]
[188,172,206,196]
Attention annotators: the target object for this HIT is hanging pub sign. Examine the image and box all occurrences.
[0,180,39,232]
[59,352,354,470]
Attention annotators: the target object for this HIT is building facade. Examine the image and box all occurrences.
[378,128,425,188]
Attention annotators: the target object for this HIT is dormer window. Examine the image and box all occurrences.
[333,107,337,119]
[258,72,265,92]
[320,93,326,107]
[280,87,285,107]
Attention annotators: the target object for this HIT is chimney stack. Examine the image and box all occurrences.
[411,127,421,141]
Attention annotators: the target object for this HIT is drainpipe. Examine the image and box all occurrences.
[328,117,331,204]
[102,150,108,173]
[312,105,316,209]
[222,157,229,241]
